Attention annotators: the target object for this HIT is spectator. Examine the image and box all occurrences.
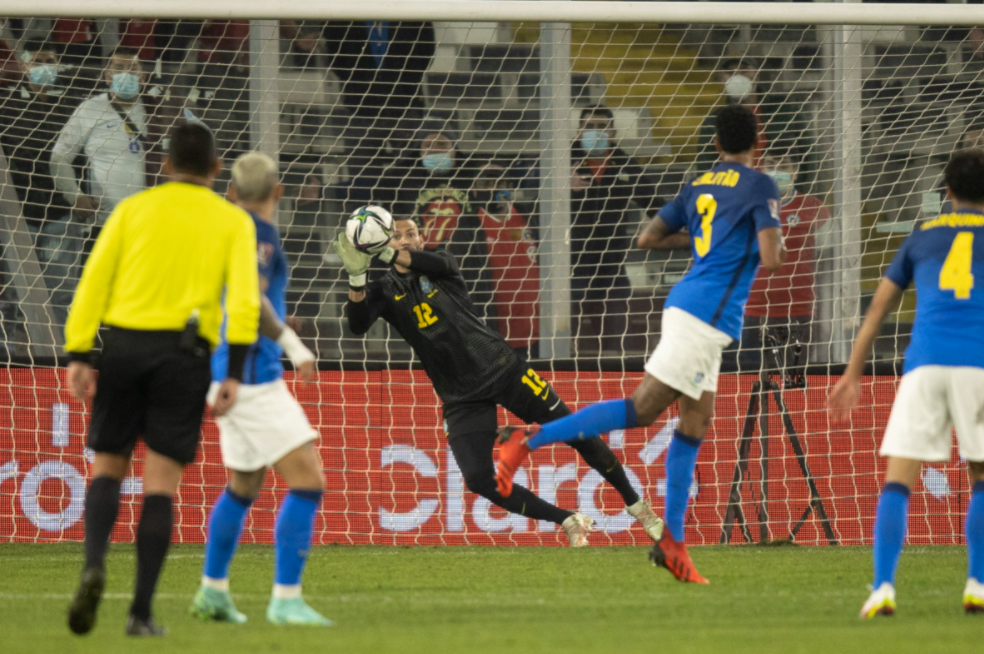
[51,47,150,229]
[118,19,202,64]
[741,151,831,381]
[0,38,83,325]
[462,163,540,360]
[697,57,769,170]
[285,20,435,172]
[570,105,661,352]
[51,18,100,68]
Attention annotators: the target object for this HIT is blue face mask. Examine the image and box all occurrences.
[766,170,794,195]
[422,152,453,173]
[28,64,58,89]
[580,129,609,156]
[111,72,141,101]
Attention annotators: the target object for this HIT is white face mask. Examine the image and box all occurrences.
[725,74,753,101]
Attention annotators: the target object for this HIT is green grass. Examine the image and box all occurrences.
[0,543,979,653]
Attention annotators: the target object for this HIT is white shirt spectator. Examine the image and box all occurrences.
[51,92,147,224]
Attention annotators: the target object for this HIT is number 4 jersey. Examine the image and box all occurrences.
[346,250,517,404]
[657,162,783,339]
[884,211,984,373]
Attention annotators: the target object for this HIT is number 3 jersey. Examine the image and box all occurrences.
[657,162,782,339]
[884,211,984,373]
[347,250,517,404]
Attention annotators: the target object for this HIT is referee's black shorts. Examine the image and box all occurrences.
[88,327,212,464]
[442,363,571,440]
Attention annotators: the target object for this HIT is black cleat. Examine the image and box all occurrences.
[67,567,105,635]
[126,614,168,637]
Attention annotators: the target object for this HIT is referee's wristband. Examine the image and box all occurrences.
[226,344,250,382]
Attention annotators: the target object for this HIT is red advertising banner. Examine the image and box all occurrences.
[0,369,969,546]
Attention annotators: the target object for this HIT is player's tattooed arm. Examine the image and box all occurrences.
[637,216,690,250]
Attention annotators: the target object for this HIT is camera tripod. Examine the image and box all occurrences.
[720,327,838,545]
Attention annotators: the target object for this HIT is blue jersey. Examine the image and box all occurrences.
[658,162,782,339]
[212,214,289,384]
[884,211,984,373]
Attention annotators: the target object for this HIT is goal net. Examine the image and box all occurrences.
[1,2,980,547]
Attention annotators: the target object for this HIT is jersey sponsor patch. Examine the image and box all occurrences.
[257,242,274,267]
[420,276,435,295]
[769,199,781,220]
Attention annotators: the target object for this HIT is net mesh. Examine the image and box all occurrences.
[0,13,977,546]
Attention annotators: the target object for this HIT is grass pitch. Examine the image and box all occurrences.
[0,543,978,653]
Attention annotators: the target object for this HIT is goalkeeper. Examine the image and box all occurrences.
[189,153,332,627]
[335,214,664,546]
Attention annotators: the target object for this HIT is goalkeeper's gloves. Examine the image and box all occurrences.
[366,241,397,265]
[276,325,316,367]
[332,233,371,291]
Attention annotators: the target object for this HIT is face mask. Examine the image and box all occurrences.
[725,73,753,101]
[111,72,141,100]
[422,151,453,173]
[28,64,58,88]
[580,129,609,156]
[766,170,794,195]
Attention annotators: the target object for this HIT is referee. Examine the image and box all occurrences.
[65,123,260,637]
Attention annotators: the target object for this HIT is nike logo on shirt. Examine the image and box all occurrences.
[395,294,407,300]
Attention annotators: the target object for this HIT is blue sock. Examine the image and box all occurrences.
[967,481,984,583]
[203,488,253,581]
[527,399,637,450]
[274,489,322,587]
[873,482,910,588]
[663,430,702,542]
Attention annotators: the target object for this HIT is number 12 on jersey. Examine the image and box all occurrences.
[413,303,439,328]
[939,231,975,299]
[694,194,717,257]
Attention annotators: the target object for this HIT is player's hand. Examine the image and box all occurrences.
[571,168,591,191]
[827,376,861,423]
[73,195,98,221]
[332,233,370,287]
[68,361,95,402]
[297,360,316,385]
[212,378,240,418]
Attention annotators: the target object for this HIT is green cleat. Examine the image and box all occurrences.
[189,586,247,624]
[266,597,334,626]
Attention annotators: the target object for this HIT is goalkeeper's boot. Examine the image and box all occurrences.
[562,513,595,547]
[190,585,247,624]
[648,531,709,584]
[859,582,896,618]
[963,578,984,614]
[267,597,335,627]
[125,614,168,637]
[67,567,105,635]
[495,426,532,497]
[626,500,665,544]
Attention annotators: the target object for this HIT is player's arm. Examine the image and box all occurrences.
[828,277,905,420]
[638,216,690,250]
[346,283,386,335]
[379,248,459,278]
[223,216,261,381]
[757,227,788,272]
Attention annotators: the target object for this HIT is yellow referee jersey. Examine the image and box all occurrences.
[65,182,260,354]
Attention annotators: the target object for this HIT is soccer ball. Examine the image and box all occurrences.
[346,205,395,252]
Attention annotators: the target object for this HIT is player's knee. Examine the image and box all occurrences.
[462,471,498,500]
[570,437,619,470]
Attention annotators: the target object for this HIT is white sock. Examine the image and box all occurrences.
[202,576,230,592]
[272,583,302,599]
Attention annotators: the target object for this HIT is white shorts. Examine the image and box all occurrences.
[645,307,734,400]
[207,380,319,471]
[880,365,984,462]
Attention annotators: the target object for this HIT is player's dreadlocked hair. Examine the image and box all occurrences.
[715,104,758,155]
[944,148,984,204]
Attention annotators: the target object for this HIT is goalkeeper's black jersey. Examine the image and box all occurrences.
[346,250,517,404]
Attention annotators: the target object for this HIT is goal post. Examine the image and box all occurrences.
[0,2,981,547]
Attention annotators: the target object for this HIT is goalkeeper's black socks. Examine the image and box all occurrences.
[569,437,641,507]
[130,494,173,621]
[83,476,121,571]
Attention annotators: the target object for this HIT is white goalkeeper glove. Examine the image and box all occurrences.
[332,232,371,290]
[276,325,315,367]
[366,241,397,265]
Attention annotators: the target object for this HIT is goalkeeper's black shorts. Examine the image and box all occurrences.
[88,327,212,465]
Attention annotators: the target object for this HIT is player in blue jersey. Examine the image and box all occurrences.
[188,153,332,626]
[830,148,984,618]
[497,105,787,582]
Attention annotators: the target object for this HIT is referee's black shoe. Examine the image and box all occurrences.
[67,567,105,635]
[126,614,168,637]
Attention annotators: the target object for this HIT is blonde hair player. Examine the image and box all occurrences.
[189,152,332,627]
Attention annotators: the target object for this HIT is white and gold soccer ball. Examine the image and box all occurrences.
[345,205,394,252]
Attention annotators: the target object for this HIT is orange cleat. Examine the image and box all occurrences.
[648,531,709,584]
[495,426,532,497]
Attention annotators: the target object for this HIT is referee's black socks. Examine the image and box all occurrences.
[84,476,121,571]
[130,494,173,621]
